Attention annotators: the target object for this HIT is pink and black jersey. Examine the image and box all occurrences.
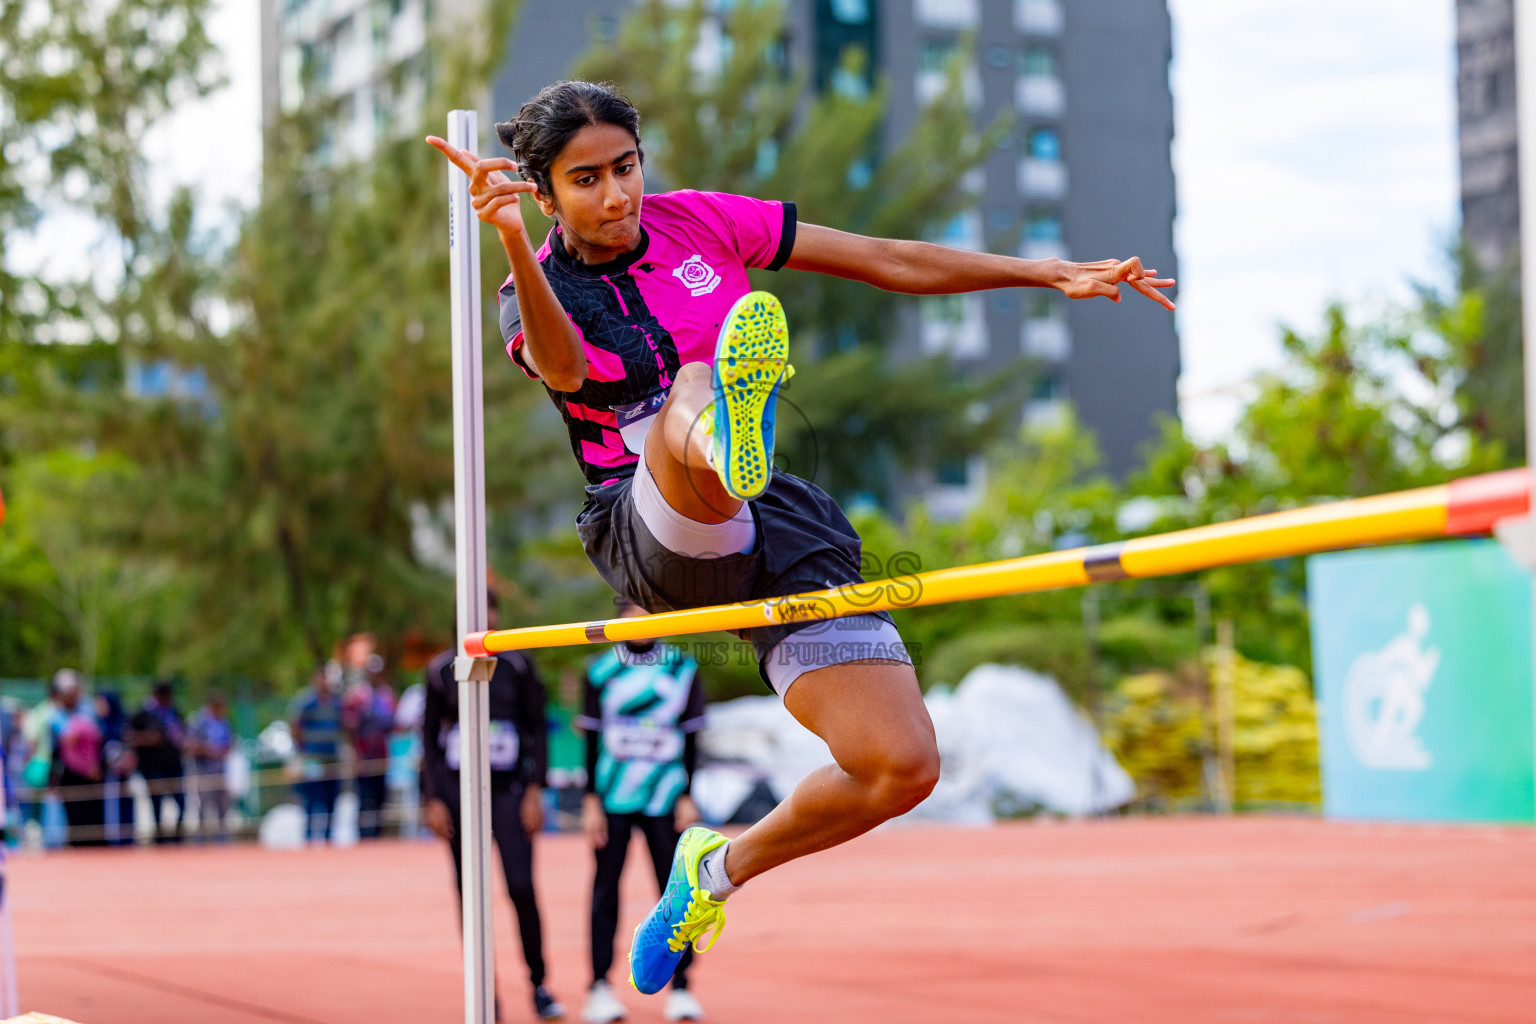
[498,190,797,486]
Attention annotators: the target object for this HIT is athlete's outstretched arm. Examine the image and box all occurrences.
[426,136,589,391]
[784,222,1176,311]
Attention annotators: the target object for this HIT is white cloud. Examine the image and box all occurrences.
[1170,0,1459,442]
[142,0,263,223]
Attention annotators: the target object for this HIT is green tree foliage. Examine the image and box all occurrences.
[0,451,182,677]
[1133,300,1508,670]
[1422,244,1525,462]
[849,411,1187,699]
[100,8,590,685]
[0,1,598,686]
[0,0,219,677]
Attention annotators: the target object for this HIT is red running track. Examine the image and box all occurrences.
[9,817,1535,1023]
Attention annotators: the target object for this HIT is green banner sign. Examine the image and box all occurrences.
[1309,539,1535,823]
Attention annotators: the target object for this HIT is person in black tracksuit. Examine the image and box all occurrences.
[422,596,564,1022]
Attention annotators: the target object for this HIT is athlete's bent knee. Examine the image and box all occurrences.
[675,361,711,387]
[870,742,940,817]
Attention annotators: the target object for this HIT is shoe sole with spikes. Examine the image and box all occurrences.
[709,291,793,501]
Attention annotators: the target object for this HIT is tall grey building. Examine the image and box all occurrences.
[264,0,1179,486]
[1456,0,1520,274]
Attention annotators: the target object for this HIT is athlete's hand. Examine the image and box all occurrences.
[1055,257,1176,311]
[521,784,545,836]
[673,794,701,832]
[582,793,608,849]
[425,136,538,237]
[424,798,454,840]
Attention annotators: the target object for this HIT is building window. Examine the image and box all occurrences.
[935,457,968,486]
[935,210,983,251]
[914,0,980,31]
[828,0,870,23]
[985,44,1013,70]
[1020,208,1066,260]
[1017,76,1064,117]
[815,0,879,95]
[370,3,389,55]
[1026,292,1063,321]
[1019,128,1066,197]
[921,293,988,358]
[846,158,873,189]
[831,63,871,99]
[1020,45,1056,78]
[919,37,961,74]
[1025,209,1062,242]
[1015,0,1063,36]
[755,138,779,179]
[1028,127,1060,161]
[1022,293,1070,361]
[917,37,979,107]
[1016,44,1063,116]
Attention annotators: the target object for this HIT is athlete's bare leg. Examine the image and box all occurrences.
[643,360,739,524]
[723,658,939,884]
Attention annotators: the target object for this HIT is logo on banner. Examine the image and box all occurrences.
[673,255,721,296]
[1344,604,1439,770]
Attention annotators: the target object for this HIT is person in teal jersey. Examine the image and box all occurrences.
[578,598,707,1024]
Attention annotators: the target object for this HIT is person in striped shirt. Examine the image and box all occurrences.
[578,597,707,1023]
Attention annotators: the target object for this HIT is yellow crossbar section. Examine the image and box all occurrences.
[469,470,1529,655]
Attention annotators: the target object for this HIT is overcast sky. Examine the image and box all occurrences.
[145,0,1460,444]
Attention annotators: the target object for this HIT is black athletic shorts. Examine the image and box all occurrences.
[574,469,903,689]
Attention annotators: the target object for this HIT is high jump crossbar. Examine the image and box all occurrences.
[465,469,1532,655]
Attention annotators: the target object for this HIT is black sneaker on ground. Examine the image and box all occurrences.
[534,985,567,1021]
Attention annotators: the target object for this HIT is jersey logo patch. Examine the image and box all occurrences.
[673,254,722,297]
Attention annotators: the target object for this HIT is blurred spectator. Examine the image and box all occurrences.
[337,633,383,693]
[188,692,235,842]
[578,597,708,1023]
[129,681,187,844]
[0,698,18,840]
[93,692,136,846]
[345,669,395,839]
[422,593,563,1021]
[51,671,106,848]
[19,688,56,839]
[290,666,345,843]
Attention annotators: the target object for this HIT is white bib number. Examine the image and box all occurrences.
[603,719,684,763]
[613,391,669,454]
[444,720,520,771]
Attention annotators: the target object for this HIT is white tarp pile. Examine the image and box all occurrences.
[692,663,1134,825]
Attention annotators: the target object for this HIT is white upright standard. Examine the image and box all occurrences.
[447,107,497,1024]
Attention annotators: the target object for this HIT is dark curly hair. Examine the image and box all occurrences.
[496,81,643,200]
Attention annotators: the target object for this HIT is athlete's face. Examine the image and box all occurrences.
[538,122,644,261]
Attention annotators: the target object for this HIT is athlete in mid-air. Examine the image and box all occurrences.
[429,79,1174,996]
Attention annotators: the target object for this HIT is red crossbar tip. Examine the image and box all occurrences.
[1446,468,1532,535]
[463,631,490,657]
